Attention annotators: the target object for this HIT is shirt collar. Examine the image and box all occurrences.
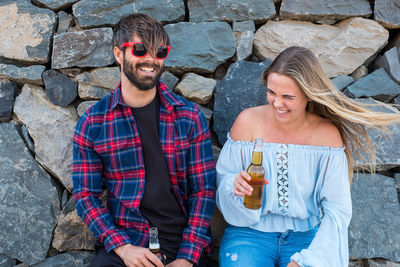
[110,80,185,111]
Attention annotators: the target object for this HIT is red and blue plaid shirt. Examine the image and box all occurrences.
[72,81,216,264]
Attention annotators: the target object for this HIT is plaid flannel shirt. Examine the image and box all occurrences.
[72,81,216,264]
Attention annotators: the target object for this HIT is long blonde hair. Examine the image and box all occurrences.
[262,46,400,183]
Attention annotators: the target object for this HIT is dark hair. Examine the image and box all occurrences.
[112,13,170,57]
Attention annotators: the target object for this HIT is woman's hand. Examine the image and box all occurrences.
[287,260,300,267]
[233,171,253,196]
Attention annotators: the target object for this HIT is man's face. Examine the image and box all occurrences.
[121,36,165,91]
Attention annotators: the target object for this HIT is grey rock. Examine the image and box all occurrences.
[133,0,185,23]
[76,67,120,90]
[43,69,78,107]
[164,22,236,74]
[0,254,16,267]
[344,68,400,102]
[52,209,96,252]
[395,173,400,190]
[175,73,216,105]
[213,60,272,145]
[31,251,94,267]
[375,47,400,84]
[374,0,400,29]
[0,80,17,121]
[0,64,45,86]
[78,84,111,100]
[188,0,276,23]
[32,0,78,11]
[280,0,371,22]
[212,145,221,162]
[77,101,97,117]
[233,20,255,32]
[0,0,56,64]
[52,28,114,69]
[349,173,400,262]
[348,260,365,267]
[368,259,400,267]
[196,104,213,124]
[160,71,179,91]
[20,125,35,153]
[330,75,354,91]
[234,31,254,61]
[57,11,72,34]
[0,123,60,265]
[13,85,79,192]
[72,0,133,29]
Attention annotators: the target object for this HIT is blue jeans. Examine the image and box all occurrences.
[219,225,318,267]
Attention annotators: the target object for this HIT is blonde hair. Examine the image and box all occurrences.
[262,46,400,183]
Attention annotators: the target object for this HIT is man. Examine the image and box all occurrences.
[72,13,216,267]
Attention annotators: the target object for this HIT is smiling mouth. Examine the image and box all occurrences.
[277,110,289,114]
[139,67,155,73]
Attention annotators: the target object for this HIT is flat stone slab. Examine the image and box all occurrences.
[349,173,400,262]
[374,0,400,29]
[0,0,56,64]
[0,64,45,86]
[133,0,185,23]
[0,123,60,265]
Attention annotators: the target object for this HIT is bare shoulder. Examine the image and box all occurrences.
[311,116,344,148]
[230,106,266,141]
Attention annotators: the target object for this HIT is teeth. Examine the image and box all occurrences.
[277,110,288,114]
[140,67,154,72]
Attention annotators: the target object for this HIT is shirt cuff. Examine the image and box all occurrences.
[102,229,132,253]
[290,252,304,267]
[176,239,203,264]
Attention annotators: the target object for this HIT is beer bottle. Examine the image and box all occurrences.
[149,227,165,266]
[243,138,265,209]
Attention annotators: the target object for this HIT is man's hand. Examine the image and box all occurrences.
[114,244,163,267]
[287,260,300,267]
[166,258,193,267]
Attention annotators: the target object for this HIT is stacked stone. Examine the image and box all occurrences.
[0,0,399,266]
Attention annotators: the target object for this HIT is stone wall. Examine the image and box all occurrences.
[0,0,400,266]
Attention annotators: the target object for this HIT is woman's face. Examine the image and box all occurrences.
[266,72,310,124]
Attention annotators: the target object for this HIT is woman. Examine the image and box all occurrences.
[216,46,400,266]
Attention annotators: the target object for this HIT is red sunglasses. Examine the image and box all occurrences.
[122,42,170,59]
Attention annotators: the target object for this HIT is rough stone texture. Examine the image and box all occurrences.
[395,173,400,191]
[53,209,96,252]
[0,64,45,86]
[30,251,94,267]
[164,22,236,74]
[52,28,114,69]
[133,0,185,23]
[75,67,120,90]
[280,0,372,22]
[188,0,276,23]
[0,0,56,64]
[43,69,78,107]
[32,0,77,11]
[78,84,111,100]
[331,75,354,91]
[13,85,79,192]
[349,260,365,267]
[21,125,35,153]
[374,0,400,29]
[195,104,213,124]
[214,60,271,145]
[368,259,400,267]
[57,11,72,33]
[349,173,400,262]
[232,20,255,32]
[253,17,389,78]
[375,47,400,85]
[0,80,17,121]
[174,73,216,105]
[344,68,400,102]
[351,65,369,80]
[0,123,60,265]
[72,0,133,29]
[234,31,254,61]
[77,101,97,117]
[0,255,16,267]
[160,71,179,91]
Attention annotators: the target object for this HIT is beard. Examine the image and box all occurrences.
[122,56,164,91]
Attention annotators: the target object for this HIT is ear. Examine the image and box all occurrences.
[114,46,124,65]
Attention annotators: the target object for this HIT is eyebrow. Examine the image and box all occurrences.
[266,88,296,98]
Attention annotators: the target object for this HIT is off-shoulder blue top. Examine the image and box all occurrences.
[216,134,352,267]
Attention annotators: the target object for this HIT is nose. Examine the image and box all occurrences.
[273,97,283,108]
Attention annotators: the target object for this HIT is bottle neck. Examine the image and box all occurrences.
[251,138,263,165]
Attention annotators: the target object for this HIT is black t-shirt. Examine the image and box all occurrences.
[131,94,187,261]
